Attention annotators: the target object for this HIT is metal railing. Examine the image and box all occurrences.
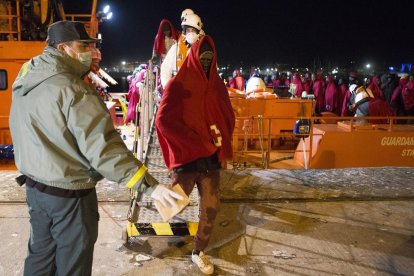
[232,115,414,170]
[0,0,21,41]
[0,1,98,41]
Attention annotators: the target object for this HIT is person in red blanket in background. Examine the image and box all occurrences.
[341,72,359,117]
[290,72,304,98]
[368,75,385,100]
[337,78,347,116]
[401,75,414,123]
[228,69,245,91]
[391,74,409,117]
[155,35,235,275]
[324,75,338,113]
[126,65,147,124]
[151,19,179,65]
[302,72,312,94]
[312,72,325,115]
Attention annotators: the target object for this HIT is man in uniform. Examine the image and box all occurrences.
[9,20,182,275]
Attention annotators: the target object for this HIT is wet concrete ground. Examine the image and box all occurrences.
[1,167,413,275]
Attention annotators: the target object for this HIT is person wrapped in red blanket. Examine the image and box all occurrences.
[155,35,235,274]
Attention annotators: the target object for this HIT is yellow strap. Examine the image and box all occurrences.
[21,63,29,77]
[125,165,147,188]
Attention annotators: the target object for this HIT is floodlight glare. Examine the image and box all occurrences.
[103,5,110,14]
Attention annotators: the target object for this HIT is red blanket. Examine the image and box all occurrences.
[156,35,235,170]
[153,19,179,56]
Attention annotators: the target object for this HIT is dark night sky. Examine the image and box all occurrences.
[63,0,414,68]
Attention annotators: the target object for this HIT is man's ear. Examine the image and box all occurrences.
[57,43,66,52]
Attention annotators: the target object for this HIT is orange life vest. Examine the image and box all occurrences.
[176,34,205,71]
[176,35,188,71]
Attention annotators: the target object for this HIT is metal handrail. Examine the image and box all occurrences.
[232,115,414,169]
[0,2,96,42]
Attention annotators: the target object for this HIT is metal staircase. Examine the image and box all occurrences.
[124,63,199,242]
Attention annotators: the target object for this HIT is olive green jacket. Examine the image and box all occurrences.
[10,46,153,193]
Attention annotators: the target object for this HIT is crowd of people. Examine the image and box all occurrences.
[224,69,414,122]
[6,3,414,275]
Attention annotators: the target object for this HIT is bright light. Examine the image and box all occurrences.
[332,69,338,74]
[121,61,126,65]
[98,33,102,39]
[266,68,269,72]
[103,5,110,14]
[366,64,371,69]
[389,66,395,71]
[106,12,113,20]
[275,68,278,71]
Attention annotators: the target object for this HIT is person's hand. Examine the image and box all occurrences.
[151,184,184,208]
[151,55,159,65]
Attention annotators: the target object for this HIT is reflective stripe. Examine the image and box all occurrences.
[125,165,147,189]
[152,223,174,235]
[128,222,198,236]
[21,63,29,77]
[127,221,139,236]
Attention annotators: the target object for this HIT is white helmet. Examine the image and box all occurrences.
[354,86,374,106]
[301,91,308,98]
[181,9,194,22]
[349,84,358,94]
[181,13,202,31]
[246,77,266,93]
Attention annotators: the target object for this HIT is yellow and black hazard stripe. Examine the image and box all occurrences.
[127,221,198,237]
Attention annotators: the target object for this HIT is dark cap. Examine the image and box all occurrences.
[46,21,100,46]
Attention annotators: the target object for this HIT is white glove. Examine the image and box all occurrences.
[151,184,184,208]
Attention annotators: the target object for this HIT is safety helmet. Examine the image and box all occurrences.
[301,91,308,98]
[181,13,202,31]
[354,86,374,106]
[349,84,358,94]
[246,77,266,93]
[181,9,194,22]
[400,73,409,80]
